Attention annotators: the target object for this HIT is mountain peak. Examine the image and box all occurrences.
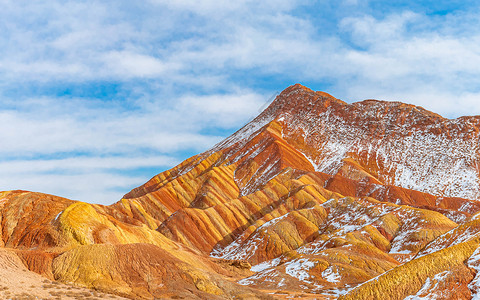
[269,85,445,123]
[280,83,314,94]
[237,85,480,200]
[262,83,346,119]
[279,83,337,98]
[4,84,480,299]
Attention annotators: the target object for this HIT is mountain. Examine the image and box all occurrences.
[2,84,480,299]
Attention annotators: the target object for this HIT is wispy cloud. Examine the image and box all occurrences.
[0,90,266,203]
[1,1,480,203]
[334,9,480,115]
[0,155,178,203]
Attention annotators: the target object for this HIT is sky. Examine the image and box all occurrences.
[1,0,480,204]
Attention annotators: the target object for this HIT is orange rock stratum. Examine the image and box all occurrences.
[2,84,480,299]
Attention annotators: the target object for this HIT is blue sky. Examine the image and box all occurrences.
[1,0,480,204]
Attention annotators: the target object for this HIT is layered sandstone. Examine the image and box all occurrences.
[2,84,480,299]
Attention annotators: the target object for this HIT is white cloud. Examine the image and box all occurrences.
[327,10,480,118]
[0,156,178,173]
[0,94,239,156]
[345,86,480,119]
[340,11,421,46]
[0,155,179,204]
[0,171,147,204]
[0,90,265,203]
[0,0,322,84]
[2,1,480,204]
[102,51,175,78]
[148,0,302,16]
[176,92,268,127]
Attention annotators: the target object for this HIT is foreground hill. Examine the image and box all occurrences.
[2,84,480,299]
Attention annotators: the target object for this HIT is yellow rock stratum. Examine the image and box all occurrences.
[3,84,480,299]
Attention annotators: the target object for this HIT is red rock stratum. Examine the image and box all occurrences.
[2,84,480,299]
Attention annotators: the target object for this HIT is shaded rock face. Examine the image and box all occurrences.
[52,243,265,300]
[3,84,480,299]
[0,247,129,299]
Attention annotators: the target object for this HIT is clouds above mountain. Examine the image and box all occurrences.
[1,0,480,203]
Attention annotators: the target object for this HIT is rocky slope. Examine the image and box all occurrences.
[0,246,129,299]
[2,84,480,299]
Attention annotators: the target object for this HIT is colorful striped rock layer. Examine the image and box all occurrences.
[2,84,480,299]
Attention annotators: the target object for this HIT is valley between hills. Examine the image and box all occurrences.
[2,84,480,299]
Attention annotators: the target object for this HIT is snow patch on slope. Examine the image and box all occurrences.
[212,110,274,153]
[322,266,341,283]
[238,268,280,286]
[210,214,289,260]
[285,258,315,282]
[250,258,282,272]
[418,213,480,257]
[280,100,480,199]
[403,271,450,300]
[467,247,480,298]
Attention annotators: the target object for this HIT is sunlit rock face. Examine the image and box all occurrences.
[2,84,480,299]
[251,84,480,200]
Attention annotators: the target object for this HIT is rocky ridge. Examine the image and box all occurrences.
[2,84,480,299]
